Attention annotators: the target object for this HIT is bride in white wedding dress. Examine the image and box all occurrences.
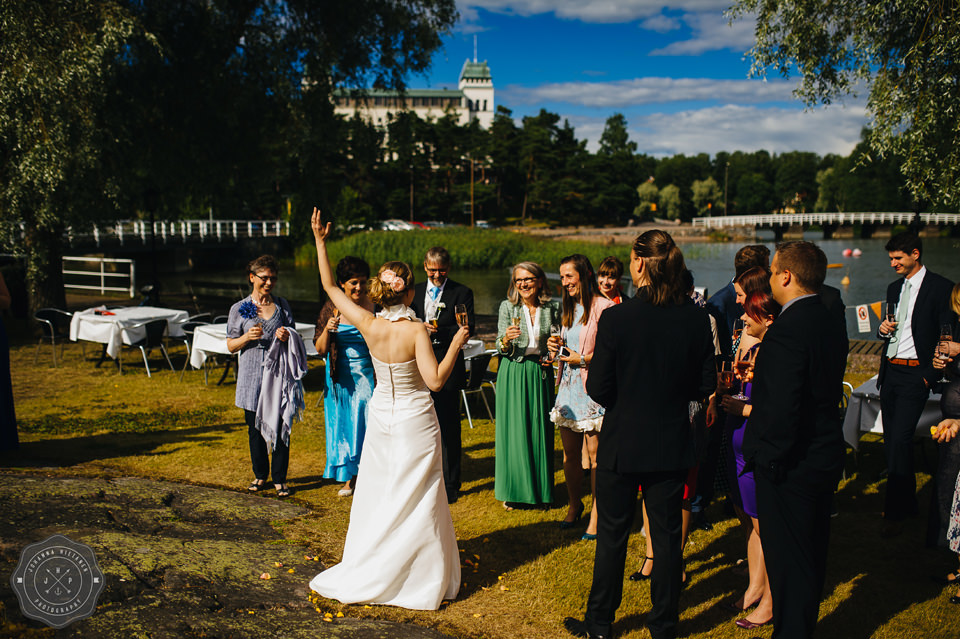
[308,208,468,610]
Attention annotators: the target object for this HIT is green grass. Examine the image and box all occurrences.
[5,338,960,639]
[294,228,638,273]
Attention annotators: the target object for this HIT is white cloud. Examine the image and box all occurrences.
[502,77,798,108]
[631,104,868,156]
[641,14,681,33]
[458,0,729,23]
[650,11,756,55]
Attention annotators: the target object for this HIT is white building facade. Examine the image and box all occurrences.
[333,59,494,129]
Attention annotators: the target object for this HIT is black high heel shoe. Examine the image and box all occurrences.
[628,556,653,581]
[559,502,585,530]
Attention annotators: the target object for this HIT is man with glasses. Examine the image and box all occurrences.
[411,246,475,503]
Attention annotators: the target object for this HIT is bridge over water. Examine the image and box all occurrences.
[691,212,960,240]
[66,219,290,249]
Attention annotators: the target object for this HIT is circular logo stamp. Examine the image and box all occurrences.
[10,534,105,629]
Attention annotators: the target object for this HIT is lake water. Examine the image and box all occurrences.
[163,234,960,338]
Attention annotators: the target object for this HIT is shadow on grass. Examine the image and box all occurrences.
[1,420,243,469]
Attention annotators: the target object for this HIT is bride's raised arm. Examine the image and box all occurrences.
[415,319,470,392]
[311,207,375,331]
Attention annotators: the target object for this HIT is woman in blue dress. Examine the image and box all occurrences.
[549,254,614,539]
[315,257,376,497]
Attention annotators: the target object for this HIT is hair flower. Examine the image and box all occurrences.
[238,300,259,320]
[380,269,405,292]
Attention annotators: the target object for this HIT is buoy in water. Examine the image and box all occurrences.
[841,275,851,286]
[852,248,862,257]
[842,248,853,257]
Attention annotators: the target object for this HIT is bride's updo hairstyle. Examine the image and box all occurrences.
[368,261,414,307]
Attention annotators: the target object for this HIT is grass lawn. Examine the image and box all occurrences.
[4,338,960,639]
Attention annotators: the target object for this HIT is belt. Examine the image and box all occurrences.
[887,357,920,367]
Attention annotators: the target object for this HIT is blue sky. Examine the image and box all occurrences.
[415,1,868,157]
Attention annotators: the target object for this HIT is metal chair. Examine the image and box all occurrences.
[461,352,496,428]
[213,315,229,324]
[178,318,211,381]
[33,308,73,366]
[120,319,175,377]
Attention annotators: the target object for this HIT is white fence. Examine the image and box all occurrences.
[64,219,289,247]
[62,256,136,297]
[691,212,960,229]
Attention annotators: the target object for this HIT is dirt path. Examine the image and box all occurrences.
[0,474,453,638]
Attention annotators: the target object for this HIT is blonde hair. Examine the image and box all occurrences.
[951,282,960,315]
[368,261,414,306]
[506,261,551,306]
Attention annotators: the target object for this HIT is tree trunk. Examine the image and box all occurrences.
[23,222,67,313]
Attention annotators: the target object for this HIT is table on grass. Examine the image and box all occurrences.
[841,375,943,450]
[188,322,318,384]
[70,306,190,360]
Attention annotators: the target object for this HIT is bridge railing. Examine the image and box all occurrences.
[62,256,136,297]
[59,219,290,247]
[691,212,960,228]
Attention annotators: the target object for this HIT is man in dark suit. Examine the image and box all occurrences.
[410,246,475,504]
[564,230,715,639]
[743,241,847,639]
[876,231,954,535]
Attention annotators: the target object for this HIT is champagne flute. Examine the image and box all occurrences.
[717,360,735,396]
[731,318,744,346]
[455,304,469,328]
[937,323,953,383]
[429,307,441,345]
[542,320,562,364]
[731,348,755,401]
[886,301,899,343]
[330,308,341,333]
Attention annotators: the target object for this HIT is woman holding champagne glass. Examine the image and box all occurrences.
[495,262,561,508]
[933,283,960,586]
[315,257,377,497]
[717,291,780,627]
[549,255,614,538]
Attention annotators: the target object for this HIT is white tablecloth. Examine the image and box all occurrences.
[463,339,485,370]
[189,322,317,369]
[841,375,943,450]
[70,306,190,359]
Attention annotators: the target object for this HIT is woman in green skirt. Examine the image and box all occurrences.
[495,261,561,509]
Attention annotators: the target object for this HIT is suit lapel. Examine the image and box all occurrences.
[911,275,930,328]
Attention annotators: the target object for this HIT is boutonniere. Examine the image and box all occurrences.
[433,301,446,320]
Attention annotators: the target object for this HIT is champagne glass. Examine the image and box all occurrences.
[717,360,735,397]
[455,304,469,328]
[429,307,441,345]
[731,348,755,401]
[885,302,899,343]
[542,320,562,364]
[731,318,744,346]
[937,323,953,383]
[330,308,341,333]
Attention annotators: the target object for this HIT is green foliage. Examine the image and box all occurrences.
[634,181,659,219]
[730,0,960,207]
[691,177,722,217]
[658,184,683,220]
[305,229,625,273]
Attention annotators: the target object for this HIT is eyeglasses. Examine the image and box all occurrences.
[252,273,277,282]
[514,277,537,285]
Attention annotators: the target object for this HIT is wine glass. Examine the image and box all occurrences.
[731,318,744,347]
[717,361,736,397]
[455,304,469,328]
[330,308,340,333]
[542,320,562,364]
[937,323,953,383]
[885,301,899,343]
[731,348,755,401]
[429,307,441,345]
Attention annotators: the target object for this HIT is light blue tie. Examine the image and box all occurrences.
[429,287,440,301]
[886,279,911,358]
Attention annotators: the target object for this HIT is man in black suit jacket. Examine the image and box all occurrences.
[875,232,954,532]
[410,246,475,504]
[564,231,715,639]
[743,241,847,639]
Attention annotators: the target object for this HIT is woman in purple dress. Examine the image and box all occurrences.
[718,291,780,629]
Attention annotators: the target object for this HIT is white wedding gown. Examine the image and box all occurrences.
[309,355,461,610]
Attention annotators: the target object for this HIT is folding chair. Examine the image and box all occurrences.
[33,308,73,366]
[461,352,496,428]
[120,319,175,377]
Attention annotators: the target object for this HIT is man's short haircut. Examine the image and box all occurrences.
[774,241,827,294]
[885,231,923,260]
[424,246,451,267]
[734,244,771,277]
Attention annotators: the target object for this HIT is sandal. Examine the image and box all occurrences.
[275,484,291,498]
[628,556,654,581]
[248,479,266,493]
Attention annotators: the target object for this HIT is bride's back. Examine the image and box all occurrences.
[363,317,421,364]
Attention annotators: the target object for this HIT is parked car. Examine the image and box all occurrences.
[378,219,417,231]
[475,220,494,229]
[409,221,428,230]
[422,221,446,229]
